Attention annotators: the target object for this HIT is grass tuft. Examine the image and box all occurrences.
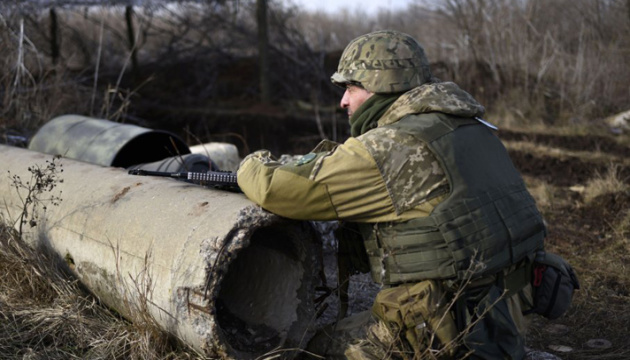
[583,164,629,204]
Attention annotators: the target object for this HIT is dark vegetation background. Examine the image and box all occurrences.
[1,0,630,359]
[2,0,629,155]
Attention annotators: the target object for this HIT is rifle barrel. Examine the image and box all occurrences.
[128,169,187,178]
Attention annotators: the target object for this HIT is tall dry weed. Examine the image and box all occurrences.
[0,13,91,134]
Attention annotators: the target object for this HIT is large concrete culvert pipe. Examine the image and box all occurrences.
[0,145,322,359]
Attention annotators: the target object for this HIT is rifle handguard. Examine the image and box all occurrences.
[128,169,239,191]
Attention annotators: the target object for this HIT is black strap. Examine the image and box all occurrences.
[337,251,350,321]
[454,293,467,332]
[544,274,562,318]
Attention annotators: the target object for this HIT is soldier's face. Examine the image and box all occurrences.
[340,85,373,118]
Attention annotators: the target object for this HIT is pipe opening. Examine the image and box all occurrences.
[112,132,190,168]
[216,225,305,356]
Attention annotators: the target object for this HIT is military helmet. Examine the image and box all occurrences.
[331,30,433,94]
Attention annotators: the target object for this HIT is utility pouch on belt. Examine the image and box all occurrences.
[525,251,580,320]
[372,280,458,358]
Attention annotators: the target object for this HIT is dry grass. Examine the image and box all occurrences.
[583,164,629,203]
[537,235,630,360]
[1,2,630,359]
[527,179,559,212]
[498,127,630,359]
[526,171,630,359]
[0,224,201,359]
[502,140,626,166]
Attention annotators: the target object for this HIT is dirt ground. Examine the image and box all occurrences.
[499,127,630,360]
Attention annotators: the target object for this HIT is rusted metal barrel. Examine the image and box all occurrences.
[0,145,321,359]
[28,115,190,168]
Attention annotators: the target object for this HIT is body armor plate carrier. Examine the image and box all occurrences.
[360,113,546,285]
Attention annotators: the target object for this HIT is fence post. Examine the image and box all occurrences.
[257,0,270,104]
[50,7,59,64]
[125,5,139,78]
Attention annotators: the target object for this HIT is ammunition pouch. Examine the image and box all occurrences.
[371,280,459,358]
[524,251,580,320]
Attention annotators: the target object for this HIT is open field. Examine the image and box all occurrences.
[1,0,630,358]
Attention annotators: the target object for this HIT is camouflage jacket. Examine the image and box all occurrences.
[237,82,485,222]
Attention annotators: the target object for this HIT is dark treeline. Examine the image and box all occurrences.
[1,0,629,153]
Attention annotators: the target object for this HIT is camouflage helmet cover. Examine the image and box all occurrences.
[331,30,433,94]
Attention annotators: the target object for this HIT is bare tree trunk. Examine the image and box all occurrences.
[257,0,270,104]
[125,5,139,78]
[444,0,481,64]
[49,7,59,64]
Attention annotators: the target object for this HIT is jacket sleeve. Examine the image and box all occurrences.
[237,138,402,221]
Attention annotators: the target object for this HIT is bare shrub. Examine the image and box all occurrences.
[429,0,630,125]
[1,0,629,134]
[293,0,630,127]
[7,155,63,235]
[0,12,92,134]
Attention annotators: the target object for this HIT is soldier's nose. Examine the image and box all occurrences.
[340,90,350,109]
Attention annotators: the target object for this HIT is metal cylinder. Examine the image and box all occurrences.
[28,115,190,168]
[0,145,321,359]
[127,153,213,173]
[189,142,241,172]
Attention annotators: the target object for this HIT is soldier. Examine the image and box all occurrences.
[237,30,546,359]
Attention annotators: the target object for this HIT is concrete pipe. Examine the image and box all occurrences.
[28,115,190,168]
[127,153,213,173]
[0,145,322,359]
[189,142,241,172]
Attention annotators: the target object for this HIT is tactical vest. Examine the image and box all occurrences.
[360,113,546,285]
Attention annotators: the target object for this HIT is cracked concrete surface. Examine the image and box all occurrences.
[0,145,321,359]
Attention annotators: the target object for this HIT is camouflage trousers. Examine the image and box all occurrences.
[305,286,531,360]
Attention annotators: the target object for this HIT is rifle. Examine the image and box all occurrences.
[128,169,240,192]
